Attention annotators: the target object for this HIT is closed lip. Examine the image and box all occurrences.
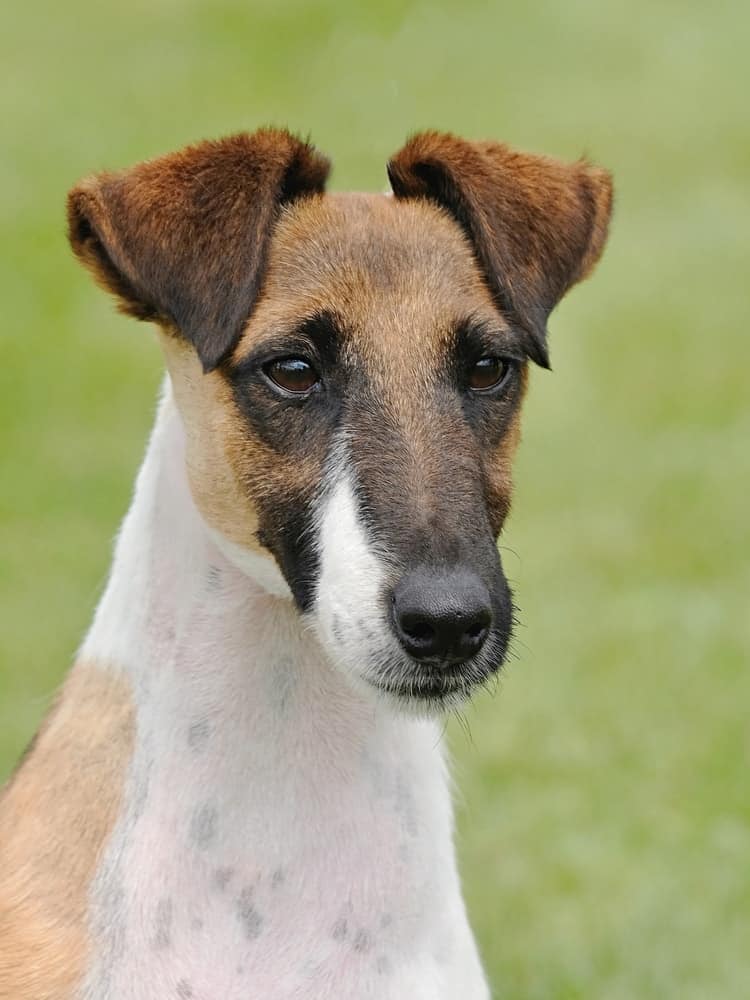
[368,663,484,701]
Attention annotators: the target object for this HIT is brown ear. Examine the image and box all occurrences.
[387,131,613,367]
[67,129,330,371]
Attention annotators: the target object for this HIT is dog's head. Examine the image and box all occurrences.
[68,128,612,710]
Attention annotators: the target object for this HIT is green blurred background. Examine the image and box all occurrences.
[1,1,748,996]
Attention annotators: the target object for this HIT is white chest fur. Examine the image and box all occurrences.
[77,385,488,999]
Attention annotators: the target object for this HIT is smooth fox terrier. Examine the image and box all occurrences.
[0,128,612,999]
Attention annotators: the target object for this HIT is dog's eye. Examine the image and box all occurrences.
[468,356,511,392]
[264,357,320,395]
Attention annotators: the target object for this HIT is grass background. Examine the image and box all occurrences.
[1,1,748,996]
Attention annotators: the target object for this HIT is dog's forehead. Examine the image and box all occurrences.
[234,192,500,359]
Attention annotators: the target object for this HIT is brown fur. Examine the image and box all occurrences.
[67,129,330,371]
[65,132,611,566]
[229,192,525,547]
[156,192,524,563]
[0,665,135,1000]
[388,131,613,366]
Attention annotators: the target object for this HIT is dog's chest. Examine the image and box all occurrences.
[79,651,483,998]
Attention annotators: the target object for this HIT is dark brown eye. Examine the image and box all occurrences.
[264,357,320,395]
[468,356,511,392]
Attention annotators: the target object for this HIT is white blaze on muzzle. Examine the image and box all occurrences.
[313,467,402,692]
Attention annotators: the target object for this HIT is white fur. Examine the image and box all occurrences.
[207,526,292,600]
[78,379,489,999]
[313,467,403,694]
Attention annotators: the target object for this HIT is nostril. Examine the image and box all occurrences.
[404,619,435,643]
[464,607,492,644]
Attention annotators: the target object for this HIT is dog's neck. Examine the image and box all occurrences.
[82,383,431,778]
[75,381,484,998]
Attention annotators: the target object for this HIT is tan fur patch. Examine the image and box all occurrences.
[162,336,322,553]
[0,665,135,1000]
[239,192,501,370]
[161,337,262,551]
[167,192,526,554]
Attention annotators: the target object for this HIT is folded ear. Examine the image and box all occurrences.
[387,131,613,367]
[67,129,330,371]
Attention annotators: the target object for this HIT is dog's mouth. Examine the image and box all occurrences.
[365,634,507,708]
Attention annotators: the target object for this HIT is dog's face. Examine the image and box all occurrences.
[68,129,612,710]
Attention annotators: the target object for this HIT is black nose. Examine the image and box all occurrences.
[391,570,493,665]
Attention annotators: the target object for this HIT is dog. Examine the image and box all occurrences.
[0,128,612,999]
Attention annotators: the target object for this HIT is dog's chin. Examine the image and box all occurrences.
[367,659,499,716]
[342,646,506,717]
[364,675,475,717]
